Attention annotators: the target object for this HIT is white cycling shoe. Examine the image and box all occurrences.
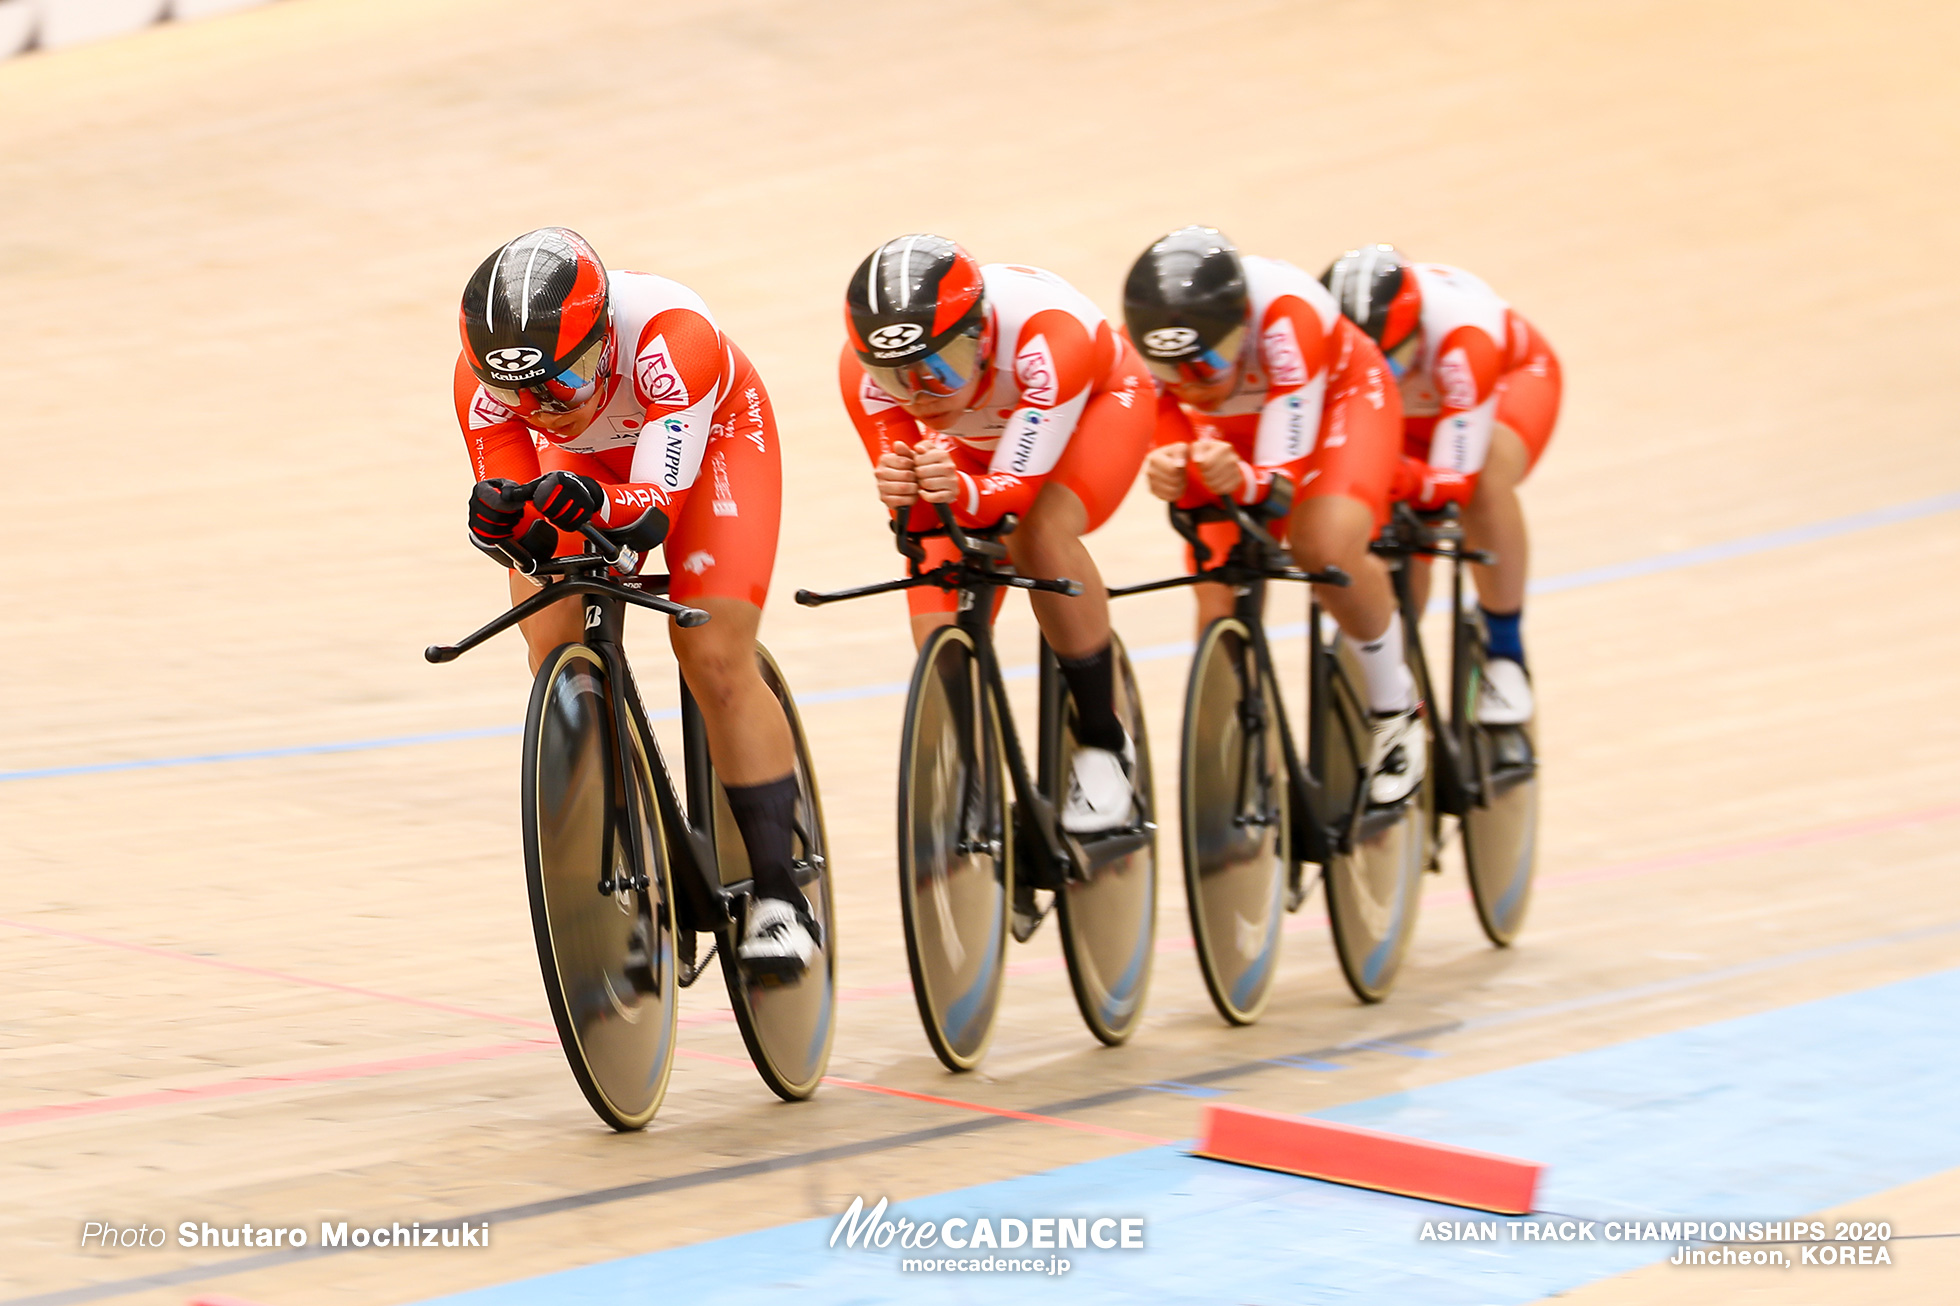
[1478,658,1535,725]
[1368,705,1428,806]
[1061,739,1136,835]
[738,897,816,976]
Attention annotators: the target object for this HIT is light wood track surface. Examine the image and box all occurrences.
[1,1,1956,1302]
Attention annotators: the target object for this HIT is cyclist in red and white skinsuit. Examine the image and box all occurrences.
[454,227,813,972]
[840,235,1152,836]
[1125,227,1422,804]
[1323,247,1561,725]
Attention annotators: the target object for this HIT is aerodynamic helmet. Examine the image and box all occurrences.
[1123,226,1250,389]
[461,227,615,415]
[845,234,993,401]
[1321,244,1422,354]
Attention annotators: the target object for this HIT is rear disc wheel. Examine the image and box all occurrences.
[713,646,837,1100]
[1318,636,1429,1004]
[1462,711,1540,947]
[1050,633,1158,1046]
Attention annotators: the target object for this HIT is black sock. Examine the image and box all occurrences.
[722,773,802,906]
[1056,644,1126,753]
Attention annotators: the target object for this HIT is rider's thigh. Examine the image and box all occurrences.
[1044,349,1153,533]
[1477,425,1531,498]
[1193,580,1237,630]
[910,612,955,650]
[669,595,794,782]
[666,352,783,610]
[1490,345,1560,476]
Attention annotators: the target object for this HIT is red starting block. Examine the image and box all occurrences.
[1194,1103,1543,1215]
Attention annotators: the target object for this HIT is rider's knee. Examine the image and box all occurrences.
[1288,519,1362,574]
[1287,494,1373,573]
[673,629,752,709]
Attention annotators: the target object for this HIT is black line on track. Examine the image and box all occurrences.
[1,1020,1462,1306]
[18,918,1960,1306]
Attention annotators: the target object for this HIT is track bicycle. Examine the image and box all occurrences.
[1111,490,1426,1012]
[1115,496,1539,1017]
[797,503,1157,1069]
[427,485,836,1130]
[1393,505,1542,948]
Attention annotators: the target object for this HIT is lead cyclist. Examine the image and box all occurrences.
[452,227,815,971]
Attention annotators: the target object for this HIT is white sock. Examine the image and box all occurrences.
[1352,611,1416,714]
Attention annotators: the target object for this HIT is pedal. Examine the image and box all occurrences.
[1011,883,1048,944]
[1285,863,1312,913]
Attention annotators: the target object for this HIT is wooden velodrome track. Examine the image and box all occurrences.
[3,0,1957,1301]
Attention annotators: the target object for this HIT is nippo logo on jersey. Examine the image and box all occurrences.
[867,323,926,357]
[484,346,545,381]
[1141,326,1200,357]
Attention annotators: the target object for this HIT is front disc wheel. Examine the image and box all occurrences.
[522,644,678,1131]
[1181,619,1288,1026]
[898,626,1011,1071]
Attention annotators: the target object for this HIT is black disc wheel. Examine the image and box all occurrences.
[1317,635,1430,1004]
[1461,705,1540,947]
[1047,633,1158,1046]
[898,626,1011,1071]
[1181,619,1288,1026]
[711,647,837,1100]
[522,643,678,1131]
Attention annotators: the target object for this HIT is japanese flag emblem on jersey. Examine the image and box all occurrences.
[1436,347,1479,411]
[636,335,691,410]
[1260,317,1309,388]
[1014,335,1057,407]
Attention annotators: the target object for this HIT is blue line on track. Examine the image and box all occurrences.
[4,489,1954,785]
[408,966,1960,1305]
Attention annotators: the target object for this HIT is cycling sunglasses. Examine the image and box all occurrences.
[864,330,986,402]
[1383,331,1422,381]
[1140,325,1246,390]
[485,333,611,415]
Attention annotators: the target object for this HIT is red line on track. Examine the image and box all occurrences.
[0,917,553,1031]
[820,1076,1171,1143]
[4,800,1955,1133]
[0,1039,553,1129]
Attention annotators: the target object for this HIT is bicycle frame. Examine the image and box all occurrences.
[426,541,746,962]
[1108,500,1383,868]
[1369,503,1499,835]
[796,504,1099,889]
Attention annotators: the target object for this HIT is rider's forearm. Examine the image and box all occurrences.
[953,469,1039,527]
